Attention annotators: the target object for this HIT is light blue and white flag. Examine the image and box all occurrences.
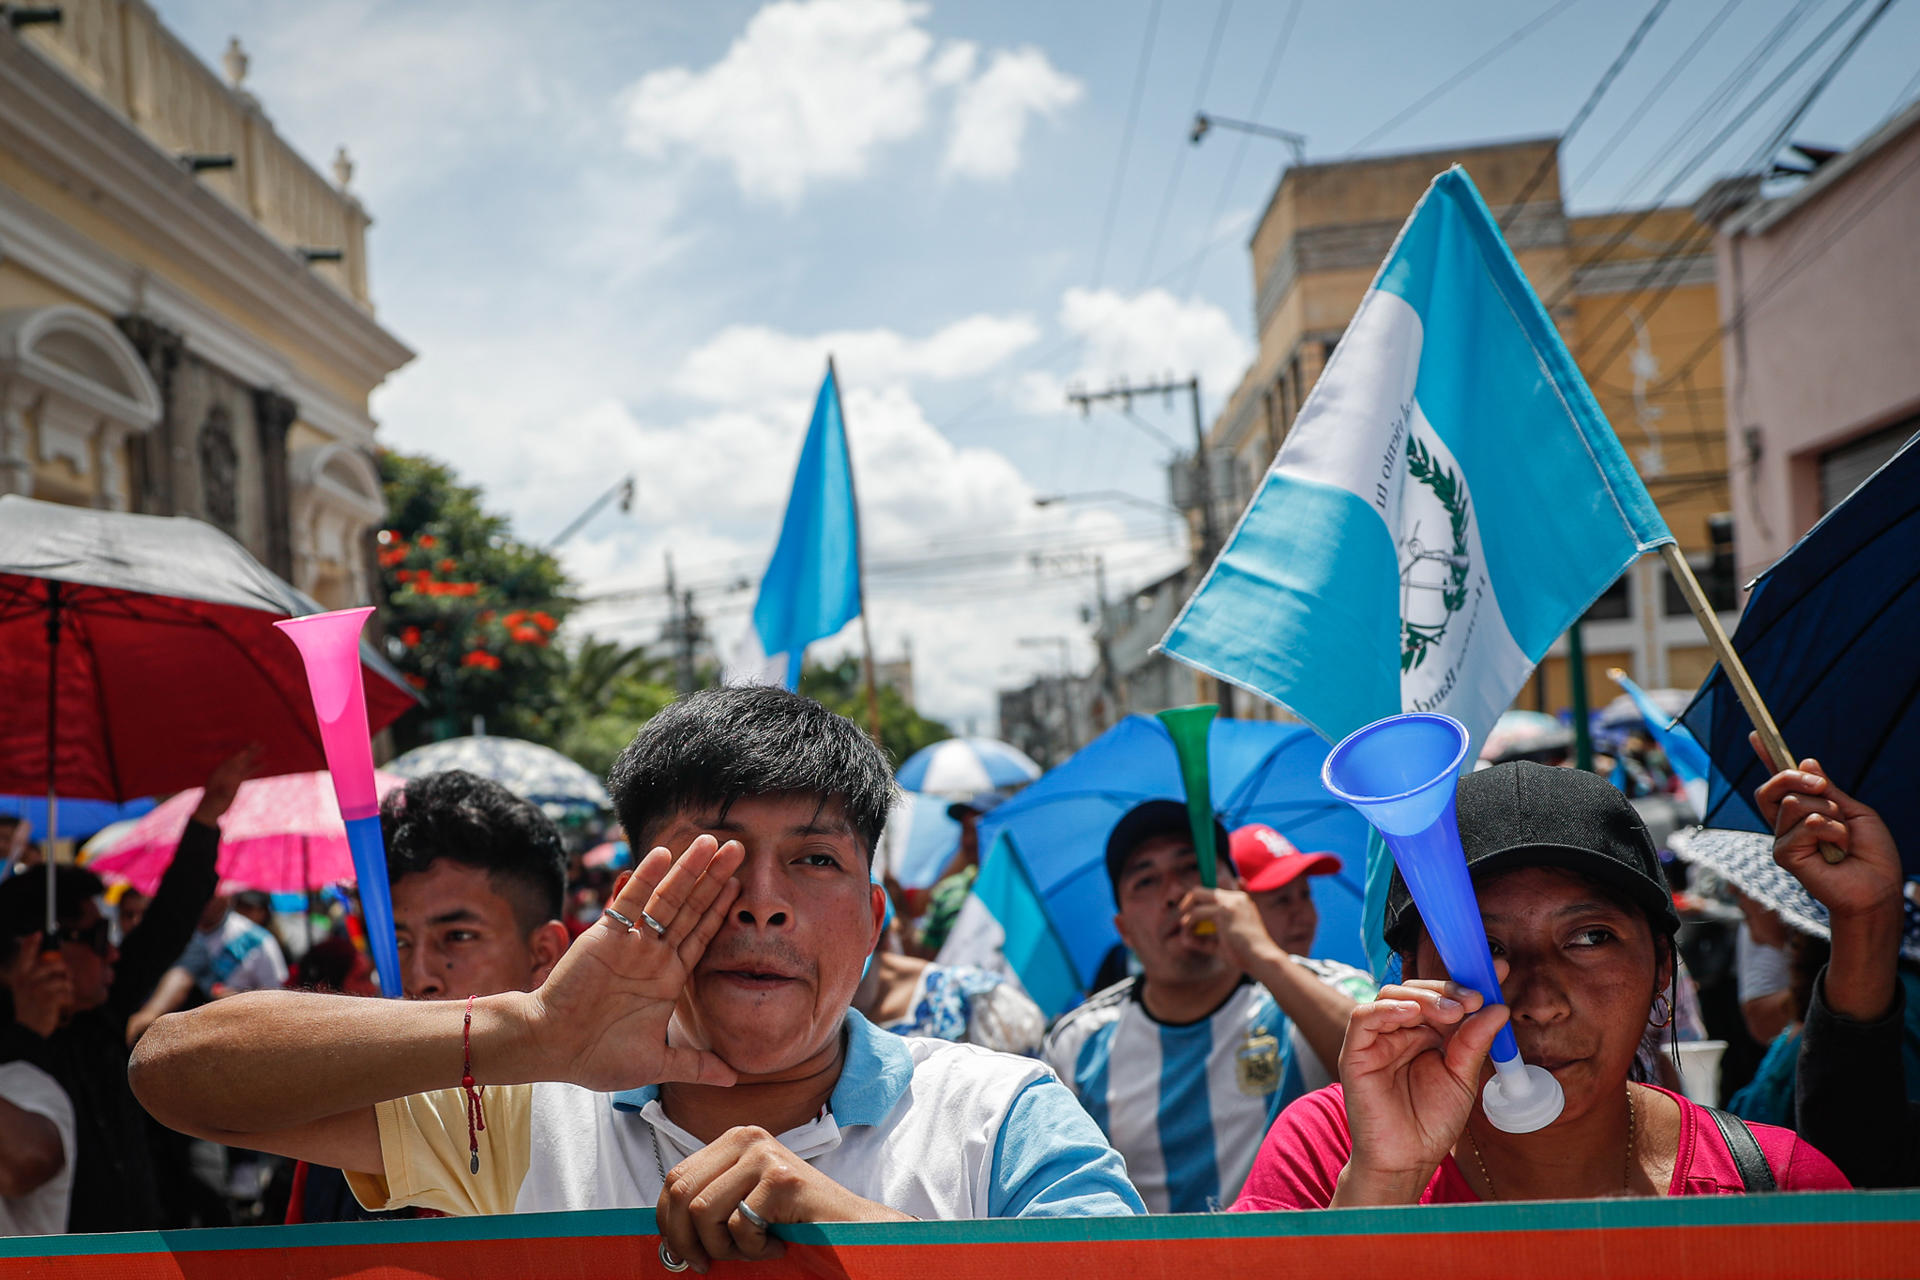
[1611,669,1711,816]
[729,362,863,690]
[1159,167,1672,971]
[936,831,1081,1019]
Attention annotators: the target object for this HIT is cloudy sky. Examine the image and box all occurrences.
[157,0,1920,730]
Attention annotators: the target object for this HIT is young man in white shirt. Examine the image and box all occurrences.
[133,689,1140,1270]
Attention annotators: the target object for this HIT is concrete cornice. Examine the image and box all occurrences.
[0,32,413,392]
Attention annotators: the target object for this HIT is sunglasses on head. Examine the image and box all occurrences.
[54,919,113,957]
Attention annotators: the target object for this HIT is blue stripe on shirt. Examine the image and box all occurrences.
[1155,1021,1219,1213]
[1073,1022,1116,1140]
[988,1079,1145,1217]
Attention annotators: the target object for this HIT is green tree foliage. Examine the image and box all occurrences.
[376,452,574,750]
[799,656,953,769]
[552,637,677,779]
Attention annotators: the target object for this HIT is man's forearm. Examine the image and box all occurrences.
[1244,946,1355,1075]
[1825,903,1902,1022]
[130,988,551,1136]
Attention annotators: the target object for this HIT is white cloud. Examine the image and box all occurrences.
[619,0,940,204]
[943,47,1082,180]
[673,313,1040,406]
[1055,286,1254,409]
[617,0,1078,203]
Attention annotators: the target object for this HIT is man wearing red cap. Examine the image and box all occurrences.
[1229,824,1376,1004]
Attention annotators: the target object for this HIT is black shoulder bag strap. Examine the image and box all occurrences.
[1704,1107,1778,1192]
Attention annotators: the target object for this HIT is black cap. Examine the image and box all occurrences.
[1382,761,1679,954]
[1105,799,1234,894]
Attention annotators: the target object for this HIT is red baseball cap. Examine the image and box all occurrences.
[1229,824,1342,892]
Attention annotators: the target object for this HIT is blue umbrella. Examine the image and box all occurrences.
[879,791,965,890]
[1681,431,1920,869]
[896,737,1040,795]
[977,716,1373,984]
[0,794,154,840]
[385,736,610,810]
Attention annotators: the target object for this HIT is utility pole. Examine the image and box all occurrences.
[662,552,700,695]
[1092,554,1126,721]
[1067,376,1235,716]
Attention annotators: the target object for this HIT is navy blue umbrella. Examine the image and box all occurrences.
[1681,432,1920,870]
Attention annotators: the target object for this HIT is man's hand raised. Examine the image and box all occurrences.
[526,835,744,1093]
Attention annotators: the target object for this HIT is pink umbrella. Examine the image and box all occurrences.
[86,770,406,895]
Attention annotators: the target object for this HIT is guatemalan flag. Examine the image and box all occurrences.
[1159,167,1673,969]
[729,363,863,690]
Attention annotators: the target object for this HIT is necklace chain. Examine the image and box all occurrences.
[1465,1084,1636,1201]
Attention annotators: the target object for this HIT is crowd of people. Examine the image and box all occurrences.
[1,686,1914,1261]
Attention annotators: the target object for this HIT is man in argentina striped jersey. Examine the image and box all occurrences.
[1044,801,1366,1212]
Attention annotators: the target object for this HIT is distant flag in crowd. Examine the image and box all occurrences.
[1610,668,1711,815]
[1158,167,1673,973]
[936,831,1081,1019]
[729,361,863,689]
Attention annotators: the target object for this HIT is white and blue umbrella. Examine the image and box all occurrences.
[895,738,1040,797]
[386,736,610,811]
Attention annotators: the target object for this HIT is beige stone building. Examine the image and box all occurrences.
[0,2,411,607]
[1189,137,1738,721]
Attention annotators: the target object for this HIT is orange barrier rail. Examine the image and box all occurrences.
[4,1191,1917,1280]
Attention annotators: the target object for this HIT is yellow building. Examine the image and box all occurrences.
[0,3,412,607]
[1204,137,1736,721]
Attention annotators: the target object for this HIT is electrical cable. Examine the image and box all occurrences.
[1498,0,1674,230]
[1572,0,1893,366]
[1089,0,1166,290]
[1137,0,1234,286]
[1344,0,1579,155]
[1569,0,1746,197]
[1178,0,1301,300]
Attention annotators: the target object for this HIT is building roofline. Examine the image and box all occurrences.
[1721,97,1920,238]
[1247,133,1564,248]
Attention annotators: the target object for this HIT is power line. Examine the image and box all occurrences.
[1345,0,1579,155]
[1180,0,1301,299]
[1569,0,1746,197]
[1089,0,1165,290]
[1571,0,1894,364]
[1499,0,1674,231]
[1137,0,1234,286]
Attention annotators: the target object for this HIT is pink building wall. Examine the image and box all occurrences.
[1716,101,1920,583]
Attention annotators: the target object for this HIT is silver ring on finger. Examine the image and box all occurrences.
[658,1243,689,1273]
[603,907,637,932]
[736,1199,771,1232]
[640,909,670,938]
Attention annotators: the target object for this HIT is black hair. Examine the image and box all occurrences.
[380,770,566,934]
[608,686,896,859]
[0,865,105,961]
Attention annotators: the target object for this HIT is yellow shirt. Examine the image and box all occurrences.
[346,1085,533,1216]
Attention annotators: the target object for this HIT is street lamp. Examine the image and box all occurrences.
[1191,112,1307,165]
[547,474,638,551]
[1034,490,1182,519]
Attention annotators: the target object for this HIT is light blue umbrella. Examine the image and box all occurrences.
[0,794,154,840]
[879,791,965,890]
[385,737,609,810]
[896,737,1040,795]
[977,716,1372,984]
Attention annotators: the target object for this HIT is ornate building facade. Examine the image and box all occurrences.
[0,1,411,607]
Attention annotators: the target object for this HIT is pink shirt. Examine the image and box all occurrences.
[1233,1084,1850,1209]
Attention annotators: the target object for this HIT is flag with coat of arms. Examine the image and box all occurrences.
[1158,166,1674,972]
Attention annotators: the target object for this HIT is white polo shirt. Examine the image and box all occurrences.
[348,1010,1142,1220]
[0,1062,75,1237]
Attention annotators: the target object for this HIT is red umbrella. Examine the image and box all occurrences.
[0,496,417,928]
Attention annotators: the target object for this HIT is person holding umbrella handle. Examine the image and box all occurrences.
[1749,737,1917,1189]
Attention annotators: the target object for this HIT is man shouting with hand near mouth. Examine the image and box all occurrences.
[133,689,1141,1270]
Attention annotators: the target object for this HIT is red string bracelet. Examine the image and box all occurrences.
[462,994,486,1175]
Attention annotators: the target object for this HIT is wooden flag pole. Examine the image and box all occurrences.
[1658,542,1844,863]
